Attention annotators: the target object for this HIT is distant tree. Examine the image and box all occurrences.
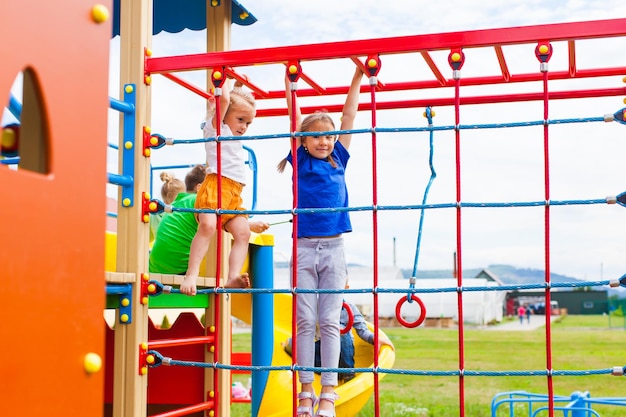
[611,305,623,317]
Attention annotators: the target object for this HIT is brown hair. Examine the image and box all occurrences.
[185,164,207,192]
[159,172,185,204]
[277,111,337,173]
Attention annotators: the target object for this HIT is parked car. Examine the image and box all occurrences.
[534,301,559,315]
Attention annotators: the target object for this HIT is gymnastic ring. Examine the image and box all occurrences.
[395,295,426,328]
[340,301,354,335]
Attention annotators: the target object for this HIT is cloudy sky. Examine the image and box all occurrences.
[106,1,626,282]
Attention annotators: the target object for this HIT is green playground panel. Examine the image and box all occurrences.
[106,293,211,309]
[149,293,211,308]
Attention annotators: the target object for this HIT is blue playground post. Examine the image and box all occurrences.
[249,240,274,417]
[567,391,591,417]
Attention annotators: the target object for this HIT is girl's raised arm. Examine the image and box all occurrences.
[284,75,302,136]
[277,76,303,173]
[211,80,232,129]
[338,67,364,150]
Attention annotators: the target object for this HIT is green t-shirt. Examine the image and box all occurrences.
[149,213,164,244]
[149,192,198,274]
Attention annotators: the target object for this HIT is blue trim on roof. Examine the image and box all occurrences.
[231,0,256,26]
[112,0,257,38]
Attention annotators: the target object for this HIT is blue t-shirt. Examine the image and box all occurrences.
[286,141,351,237]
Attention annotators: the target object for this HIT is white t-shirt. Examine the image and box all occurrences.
[203,116,247,185]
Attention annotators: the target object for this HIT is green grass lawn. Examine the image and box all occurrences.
[550,313,626,329]
[231,315,625,416]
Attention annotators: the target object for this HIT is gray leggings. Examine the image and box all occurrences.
[291,236,347,387]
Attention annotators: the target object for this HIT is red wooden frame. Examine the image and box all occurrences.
[146,18,626,117]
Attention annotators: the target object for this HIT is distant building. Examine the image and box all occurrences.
[273,265,505,325]
[506,289,608,315]
[475,269,506,286]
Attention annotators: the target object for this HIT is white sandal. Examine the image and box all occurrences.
[315,392,339,417]
[297,391,317,417]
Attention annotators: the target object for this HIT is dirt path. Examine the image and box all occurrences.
[486,314,558,331]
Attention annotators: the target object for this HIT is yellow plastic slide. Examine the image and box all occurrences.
[107,230,394,415]
[232,292,395,417]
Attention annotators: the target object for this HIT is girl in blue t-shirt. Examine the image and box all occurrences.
[277,67,364,417]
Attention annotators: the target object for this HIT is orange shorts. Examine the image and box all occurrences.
[194,173,247,228]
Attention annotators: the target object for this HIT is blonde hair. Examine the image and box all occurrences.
[205,86,256,126]
[229,87,256,111]
[159,172,185,204]
[277,111,337,173]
